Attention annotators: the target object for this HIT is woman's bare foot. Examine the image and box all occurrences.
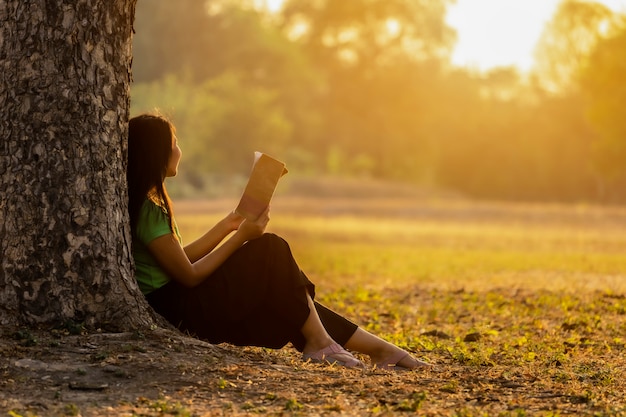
[302,343,364,368]
[343,328,433,370]
[396,354,433,369]
[373,347,432,370]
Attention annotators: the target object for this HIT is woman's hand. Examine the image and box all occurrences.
[221,210,245,232]
[150,207,268,287]
[235,206,270,242]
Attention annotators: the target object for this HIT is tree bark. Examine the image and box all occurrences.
[0,0,157,330]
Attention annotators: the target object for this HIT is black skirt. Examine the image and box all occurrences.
[146,233,358,351]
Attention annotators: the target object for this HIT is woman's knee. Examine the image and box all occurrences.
[258,232,283,243]
[253,233,289,250]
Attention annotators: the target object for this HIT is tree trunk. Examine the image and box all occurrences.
[0,0,157,330]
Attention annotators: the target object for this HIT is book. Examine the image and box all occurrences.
[235,152,288,220]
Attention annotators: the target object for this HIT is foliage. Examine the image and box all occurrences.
[278,0,456,180]
[533,0,624,93]
[131,0,626,202]
[131,73,292,183]
[580,21,626,191]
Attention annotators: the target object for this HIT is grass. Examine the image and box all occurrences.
[4,192,622,416]
[175,197,626,293]
[171,196,626,416]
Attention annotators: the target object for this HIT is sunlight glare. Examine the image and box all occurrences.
[447,0,626,73]
[446,0,558,72]
[262,0,626,72]
[264,0,283,12]
[386,19,401,37]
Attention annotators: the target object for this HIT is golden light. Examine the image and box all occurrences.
[386,19,401,37]
[262,0,626,73]
[447,0,626,73]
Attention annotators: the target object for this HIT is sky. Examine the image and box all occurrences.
[447,0,626,72]
[262,0,626,73]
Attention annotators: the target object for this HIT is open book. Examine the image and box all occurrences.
[235,152,288,220]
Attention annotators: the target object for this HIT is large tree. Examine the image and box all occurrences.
[0,0,157,329]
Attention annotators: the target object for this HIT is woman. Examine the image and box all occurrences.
[127,113,431,370]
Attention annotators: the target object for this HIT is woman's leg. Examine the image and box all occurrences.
[299,293,363,367]
[309,300,431,369]
[299,294,334,353]
[344,327,432,369]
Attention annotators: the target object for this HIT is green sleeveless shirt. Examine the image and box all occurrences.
[133,199,181,295]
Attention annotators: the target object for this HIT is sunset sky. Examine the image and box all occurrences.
[263,0,626,73]
[447,0,626,72]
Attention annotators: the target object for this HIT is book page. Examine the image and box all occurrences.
[235,152,287,220]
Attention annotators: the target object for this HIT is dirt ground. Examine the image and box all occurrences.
[2,289,625,416]
[2,326,448,416]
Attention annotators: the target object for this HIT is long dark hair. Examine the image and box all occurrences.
[127,113,176,235]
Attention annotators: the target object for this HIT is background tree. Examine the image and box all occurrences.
[580,22,626,197]
[435,70,596,201]
[128,0,626,203]
[0,0,156,329]
[132,0,321,178]
[533,0,620,93]
[278,0,456,179]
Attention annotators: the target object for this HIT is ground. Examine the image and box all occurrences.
[3,193,626,416]
[2,287,625,416]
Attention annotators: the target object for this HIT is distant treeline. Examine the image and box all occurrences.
[131,0,626,202]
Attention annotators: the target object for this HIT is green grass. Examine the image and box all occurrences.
[175,198,626,293]
[173,197,626,415]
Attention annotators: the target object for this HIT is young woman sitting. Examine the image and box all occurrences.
[127,113,432,370]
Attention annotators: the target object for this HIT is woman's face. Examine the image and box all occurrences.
[166,133,182,177]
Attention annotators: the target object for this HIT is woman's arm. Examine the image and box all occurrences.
[147,208,270,288]
[183,211,245,263]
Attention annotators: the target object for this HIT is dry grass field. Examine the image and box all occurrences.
[177,193,626,294]
[2,189,626,416]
